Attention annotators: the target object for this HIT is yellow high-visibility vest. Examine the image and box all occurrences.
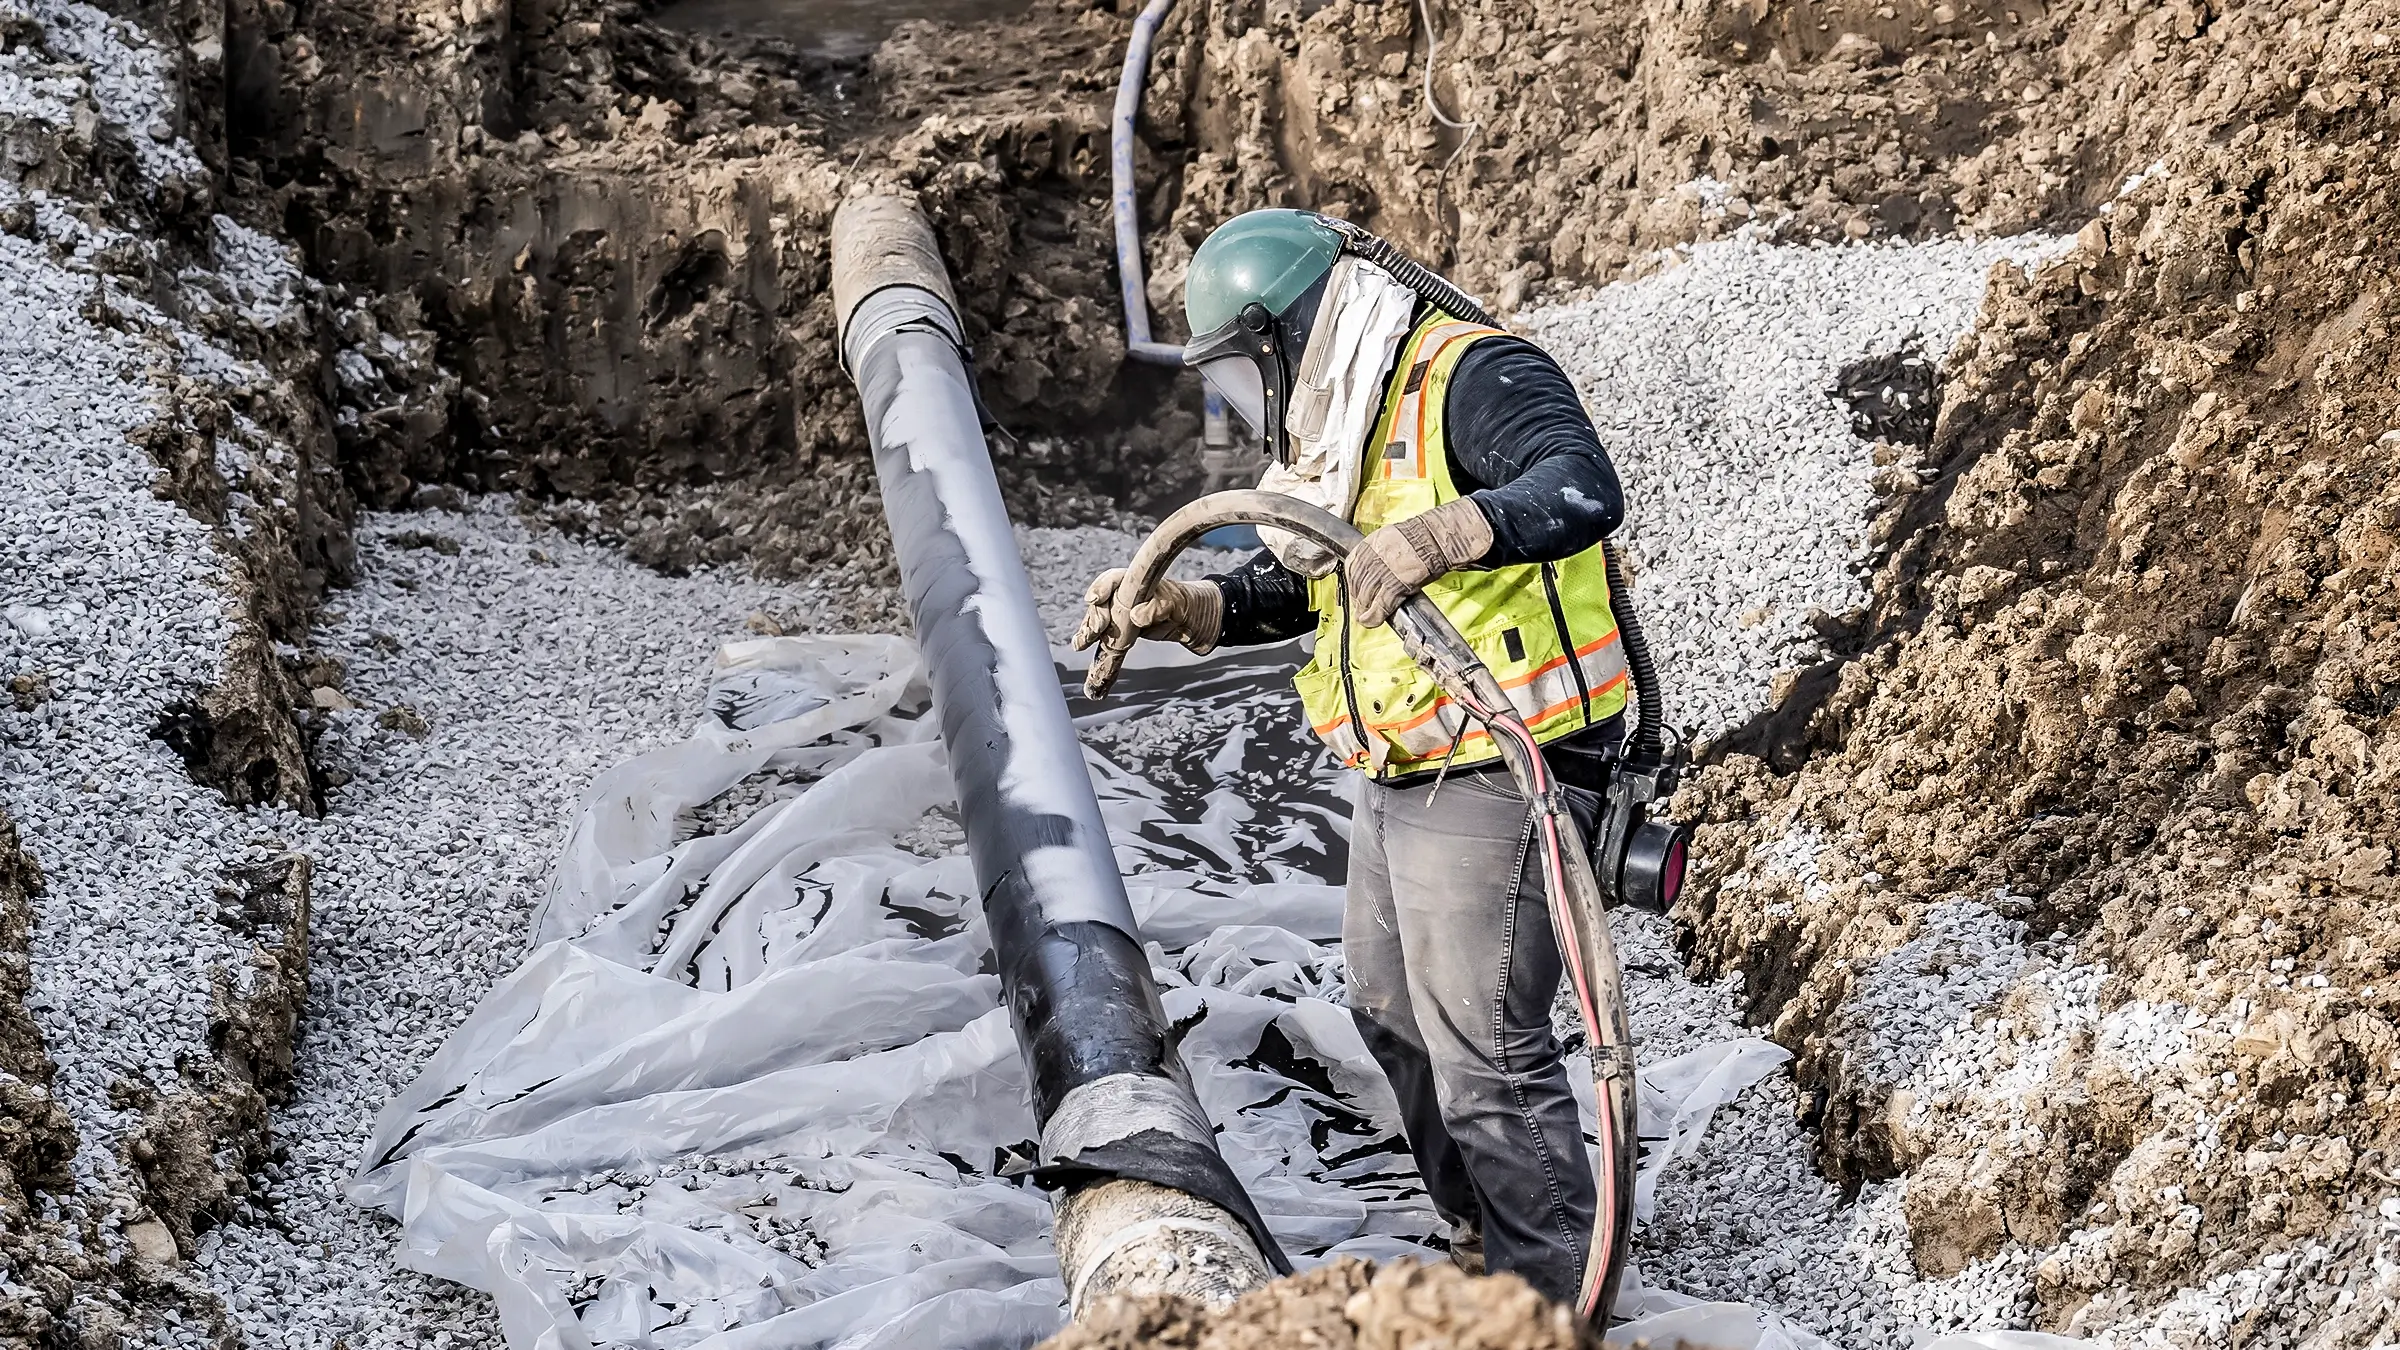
[1293,312,1630,779]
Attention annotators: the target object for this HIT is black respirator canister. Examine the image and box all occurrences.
[1593,734,1690,914]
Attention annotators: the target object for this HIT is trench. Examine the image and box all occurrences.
[16,0,2399,1343]
[165,227,2069,1350]
[0,0,2069,1331]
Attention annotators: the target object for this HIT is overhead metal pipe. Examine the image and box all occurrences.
[828,196,1283,1316]
[1112,0,1185,366]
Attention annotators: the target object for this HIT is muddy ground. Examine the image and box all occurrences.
[4,0,2400,1342]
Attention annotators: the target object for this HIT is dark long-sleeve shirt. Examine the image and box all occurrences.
[1212,333,1621,647]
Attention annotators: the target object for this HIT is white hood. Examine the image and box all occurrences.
[1255,256,1420,577]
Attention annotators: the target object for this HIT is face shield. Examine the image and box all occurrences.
[1182,301,1291,462]
[1181,265,1337,466]
[1196,355,1267,437]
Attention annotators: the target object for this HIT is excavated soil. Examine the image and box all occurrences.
[213,0,2308,580]
[216,0,2385,581]
[226,0,1185,575]
[1677,2,2400,1340]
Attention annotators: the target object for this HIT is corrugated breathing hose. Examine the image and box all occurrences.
[1327,225,1502,331]
[1082,489,1641,1325]
[1602,540,1665,755]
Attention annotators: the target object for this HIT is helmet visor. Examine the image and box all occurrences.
[1197,356,1268,438]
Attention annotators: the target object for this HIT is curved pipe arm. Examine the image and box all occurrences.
[1113,0,1186,367]
[1084,490,1506,712]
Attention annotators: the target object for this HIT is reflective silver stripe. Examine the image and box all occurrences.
[1321,719,1368,767]
[1387,709,1460,760]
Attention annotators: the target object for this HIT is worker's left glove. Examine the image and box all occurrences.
[1345,498,1496,627]
[1072,570,1225,655]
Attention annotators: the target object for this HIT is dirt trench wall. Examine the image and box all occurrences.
[0,811,84,1348]
[6,0,352,815]
[1676,0,2400,1337]
[1130,0,2331,316]
[214,0,1187,572]
[205,0,2292,574]
[191,0,2367,580]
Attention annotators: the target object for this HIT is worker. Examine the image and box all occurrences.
[1074,209,1630,1306]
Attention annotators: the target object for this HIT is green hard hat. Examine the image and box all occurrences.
[1183,209,1346,336]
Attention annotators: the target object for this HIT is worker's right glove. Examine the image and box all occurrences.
[1345,498,1497,627]
[1072,570,1225,656]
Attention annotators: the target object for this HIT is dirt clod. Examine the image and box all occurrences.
[1042,1261,1602,1350]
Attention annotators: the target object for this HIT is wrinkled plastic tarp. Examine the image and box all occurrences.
[350,637,1848,1350]
[353,640,1444,1350]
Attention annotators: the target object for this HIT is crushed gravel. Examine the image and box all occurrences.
[1515,232,2059,741]
[0,197,253,1195]
[189,514,1205,1350]
[0,0,318,1287]
[192,504,857,1350]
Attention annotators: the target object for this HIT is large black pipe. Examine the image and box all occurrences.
[829,196,1283,1313]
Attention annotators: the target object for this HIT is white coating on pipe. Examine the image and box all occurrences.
[1054,1180,1271,1315]
[869,350,1140,931]
[1067,1216,1256,1311]
[1039,1072,1219,1160]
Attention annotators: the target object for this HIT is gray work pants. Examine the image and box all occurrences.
[1344,765,1597,1306]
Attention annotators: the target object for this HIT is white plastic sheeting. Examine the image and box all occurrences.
[351,636,1800,1350]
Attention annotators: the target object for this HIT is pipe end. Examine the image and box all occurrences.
[1055,1179,1274,1317]
[831,195,961,345]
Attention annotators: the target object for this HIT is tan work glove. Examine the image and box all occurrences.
[1344,498,1497,627]
[1072,569,1225,655]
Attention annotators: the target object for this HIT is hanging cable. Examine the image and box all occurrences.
[1413,0,1480,135]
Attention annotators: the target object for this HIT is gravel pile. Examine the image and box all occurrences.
[0,0,322,1306]
[191,514,1215,1349]
[0,208,253,1193]
[194,504,858,1349]
[1515,233,2056,741]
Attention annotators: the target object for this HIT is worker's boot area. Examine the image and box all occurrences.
[2,0,2397,1347]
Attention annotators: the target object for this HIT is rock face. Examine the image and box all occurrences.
[1679,1,2400,1336]
[217,0,1180,572]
